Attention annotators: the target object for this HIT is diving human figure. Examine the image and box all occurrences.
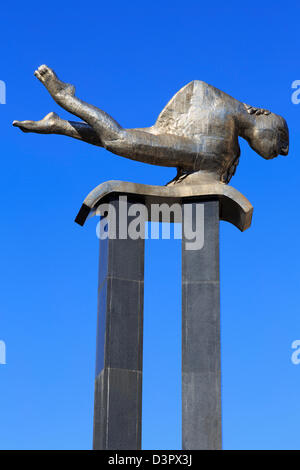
[13,65,289,185]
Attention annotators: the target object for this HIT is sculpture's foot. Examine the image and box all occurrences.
[13,112,61,133]
[34,65,75,100]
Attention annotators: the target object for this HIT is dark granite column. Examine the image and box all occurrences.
[93,197,144,450]
[182,200,222,450]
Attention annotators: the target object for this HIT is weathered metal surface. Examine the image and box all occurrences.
[13,65,289,187]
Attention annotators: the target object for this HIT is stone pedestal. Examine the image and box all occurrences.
[182,200,222,450]
[93,198,144,450]
[76,181,252,451]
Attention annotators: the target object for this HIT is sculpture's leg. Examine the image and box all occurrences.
[28,65,196,169]
[94,197,144,450]
[182,200,222,450]
[34,65,123,143]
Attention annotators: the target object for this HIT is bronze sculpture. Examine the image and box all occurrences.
[13,65,289,186]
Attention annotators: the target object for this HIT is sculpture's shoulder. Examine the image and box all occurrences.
[154,80,242,138]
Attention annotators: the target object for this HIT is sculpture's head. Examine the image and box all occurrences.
[243,105,289,159]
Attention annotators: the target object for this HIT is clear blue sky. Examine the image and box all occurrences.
[1,0,300,450]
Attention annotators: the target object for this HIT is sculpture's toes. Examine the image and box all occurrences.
[13,119,38,133]
[13,112,60,133]
[34,64,56,85]
[34,64,75,97]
